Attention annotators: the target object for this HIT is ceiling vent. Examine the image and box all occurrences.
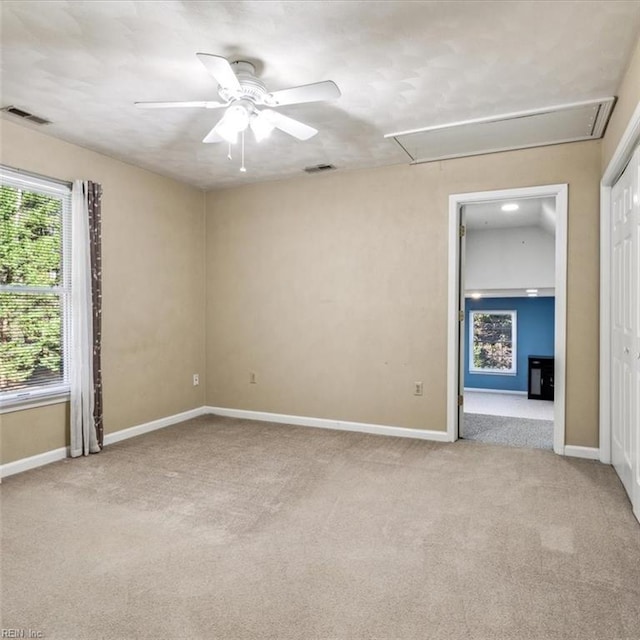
[385,98,615,165]
[304,163,336,174]
[1,105,51,125]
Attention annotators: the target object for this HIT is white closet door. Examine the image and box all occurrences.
[611,145,639,518]
[633,150,640,520]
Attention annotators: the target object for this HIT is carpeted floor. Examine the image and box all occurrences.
[1,415,639,640]
[462,413,554,450]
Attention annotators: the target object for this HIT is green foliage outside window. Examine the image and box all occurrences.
[471,312,515,372]
[0,185,64,391]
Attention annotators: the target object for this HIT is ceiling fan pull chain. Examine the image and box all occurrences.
[240,130,247,173]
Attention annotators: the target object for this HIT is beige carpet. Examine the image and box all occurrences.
[1,415,639,640]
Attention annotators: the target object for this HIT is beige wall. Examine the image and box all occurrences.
[0,121,206,464]
[1,403,69,463]
[206,141,601,447]
[602,35,640,172]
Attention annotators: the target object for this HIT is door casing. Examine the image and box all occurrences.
[447,184,568,454]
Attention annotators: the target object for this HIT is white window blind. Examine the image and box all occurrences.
[0,166,72,406]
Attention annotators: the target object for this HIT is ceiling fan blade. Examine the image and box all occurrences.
[202,120,225,144]
[135,100,226,109]
[261,109,318,140]
[196,53,241,93]
[265,81,341,107]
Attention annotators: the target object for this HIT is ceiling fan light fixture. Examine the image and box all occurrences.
[216,118,239,145]
[137,52,340,157]
[215,103,252,144]
[224,103,250,131]
[250,112,275,142]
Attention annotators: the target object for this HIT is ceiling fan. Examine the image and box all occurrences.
[135,53,341,147]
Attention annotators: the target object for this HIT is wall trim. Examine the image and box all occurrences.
[0,406,208,479]
[599,100,640,465]
[0,393,69,415]
[103,406,207,446]
[205,406,452,442]
[4,403,599,480]
[463,388,528,396]
[563,445,601,461]
[0,446,68,480]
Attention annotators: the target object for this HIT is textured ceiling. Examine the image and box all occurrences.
[465,198,556,234]
[1,1,639,190]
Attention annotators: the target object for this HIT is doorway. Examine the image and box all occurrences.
[461,197,556,449]
[447,184,568,454]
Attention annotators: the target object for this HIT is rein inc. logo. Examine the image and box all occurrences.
[1,631,43,638]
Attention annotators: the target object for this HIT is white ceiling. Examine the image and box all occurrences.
[464,198,556,234]
[1,1,639,190]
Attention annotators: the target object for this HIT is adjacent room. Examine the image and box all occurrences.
[1,2,640,639]
[461,196,557,450]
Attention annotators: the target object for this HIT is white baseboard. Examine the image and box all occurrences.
[103,406,207,446]
[563,445,600,460]
[0,406,208,480]
[464,388,528,396]
[205,406,452,442]
[0,446,69,480]
[1,404,601,479]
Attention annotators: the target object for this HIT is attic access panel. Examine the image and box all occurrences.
[386,98,615,164]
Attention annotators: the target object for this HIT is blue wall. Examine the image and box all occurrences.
[464,296,554,392]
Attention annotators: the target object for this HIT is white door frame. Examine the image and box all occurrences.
[447,184,568,454]
[599,101,640,465]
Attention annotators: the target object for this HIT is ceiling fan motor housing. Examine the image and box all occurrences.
[223,61,268,103]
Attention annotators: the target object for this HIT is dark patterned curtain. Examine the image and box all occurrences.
[86,182,103,448]
[70,180,103,457]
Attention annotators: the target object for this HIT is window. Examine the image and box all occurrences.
[469,310,517,374]
[0,167,72,407]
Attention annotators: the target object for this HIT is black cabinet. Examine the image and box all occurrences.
[528,356,554,400]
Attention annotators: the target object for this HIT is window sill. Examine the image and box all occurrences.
[0,391,70,414]
[469,370,517,376]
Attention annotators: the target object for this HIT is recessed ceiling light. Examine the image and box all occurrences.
[471,292,482,299]
[501,203,519,212]
[526,289,538,293]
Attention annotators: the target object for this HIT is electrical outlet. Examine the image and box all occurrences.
[249,371,257,384]
[193,374,199,386]
[414,381,423,396]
